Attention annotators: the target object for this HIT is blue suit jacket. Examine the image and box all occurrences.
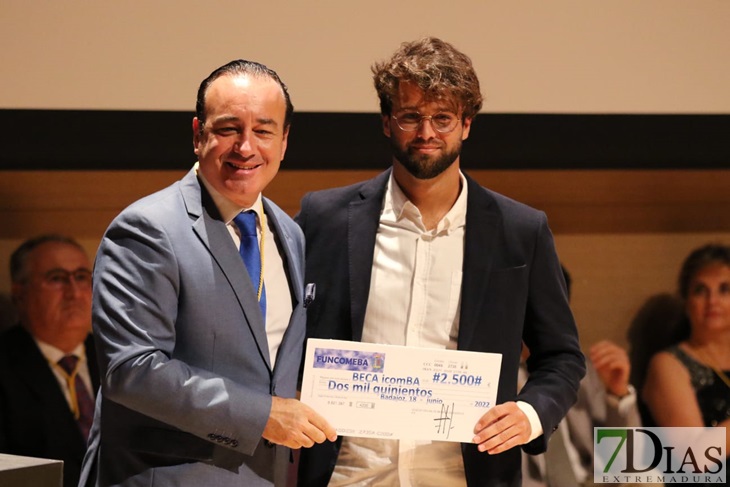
[295,169,585,487]
[79,169,306,486]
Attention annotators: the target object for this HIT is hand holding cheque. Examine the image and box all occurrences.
[301,339,503,444]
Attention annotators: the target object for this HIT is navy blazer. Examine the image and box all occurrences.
[295,169,585,487]
[0,325,99,487]
[79,169,306,487]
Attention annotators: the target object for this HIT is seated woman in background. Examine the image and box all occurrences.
[642,243,730,457]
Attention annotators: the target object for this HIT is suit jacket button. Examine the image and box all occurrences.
[231,439,239,448]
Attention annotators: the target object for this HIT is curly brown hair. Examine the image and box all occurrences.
[372,37,483,119]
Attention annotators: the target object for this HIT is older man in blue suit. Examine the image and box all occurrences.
[79,60,336,487]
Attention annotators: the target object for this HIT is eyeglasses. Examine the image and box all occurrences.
[40,269,93,290]
[392,112,460,133]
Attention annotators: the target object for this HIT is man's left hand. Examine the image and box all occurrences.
[472,401,531,454]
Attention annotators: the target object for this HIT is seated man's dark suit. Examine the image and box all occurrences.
[0,325,99,487]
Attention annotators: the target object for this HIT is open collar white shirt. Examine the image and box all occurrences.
[331,171,543,486]
[331,171,468,486]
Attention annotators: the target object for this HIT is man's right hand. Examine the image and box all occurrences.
[262,396,338,448]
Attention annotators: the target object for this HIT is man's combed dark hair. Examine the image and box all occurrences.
[195,59,294,132]
[372,37,483,119]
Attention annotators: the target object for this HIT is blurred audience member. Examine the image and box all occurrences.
[642,243,730,456]
[521,266,641,486]
[521,340,641,486]
[626,292,685,426]
[0,234,99,487]
[0,293,17,332]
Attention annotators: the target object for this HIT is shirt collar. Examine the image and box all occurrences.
[34,337,86,364]
[383,170,468,234]
[195,162,264,225]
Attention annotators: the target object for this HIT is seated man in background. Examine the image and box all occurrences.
[520,269,642,487]
[520,340,641,486]
[0,234,99,487]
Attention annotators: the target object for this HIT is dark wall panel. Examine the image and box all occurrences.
[1,110,728,170]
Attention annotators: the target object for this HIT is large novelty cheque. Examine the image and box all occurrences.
[301,339,502,442]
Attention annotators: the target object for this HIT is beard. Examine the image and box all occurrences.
[390,138,461,180]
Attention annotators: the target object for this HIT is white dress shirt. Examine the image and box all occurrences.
[330,171,543,486]
[197,168,291,366]
[331,171,468,486]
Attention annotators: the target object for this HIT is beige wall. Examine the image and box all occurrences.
[556,233,730,350]
[1,1,729,350]
[1,1,730,113]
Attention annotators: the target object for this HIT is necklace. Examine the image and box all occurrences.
[695,347,730,390]
[257,210,266,303]
[709,365,730,390]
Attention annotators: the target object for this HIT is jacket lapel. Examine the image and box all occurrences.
[348,170,391,341]
[345,170,501,350]
[179,169,272,370]
[458,173,502,350]
[85,334,100,392]
[263,198,306,376]
[263,198,303,307]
